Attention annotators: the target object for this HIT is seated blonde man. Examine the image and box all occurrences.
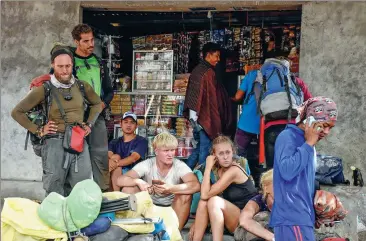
[117,132,201,230]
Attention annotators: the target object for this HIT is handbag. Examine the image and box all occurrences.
[63,124,86,154]
[51,85,86,154]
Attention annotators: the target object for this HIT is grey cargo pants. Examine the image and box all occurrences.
[87,115,110,192]
[41,137,92,197]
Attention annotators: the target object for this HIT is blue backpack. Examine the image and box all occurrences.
[256,58,303,121]
[315,154,350,186]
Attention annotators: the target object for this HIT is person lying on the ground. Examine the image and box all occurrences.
[189,135,258,241]
[239,169,274,241]
[116,132,200,231]
[237,168,347,241]
[108,111,148,191]
[270,96,338,241]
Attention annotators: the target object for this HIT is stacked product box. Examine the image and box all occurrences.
[161,96,178,116]
[176,136,194,158]
[176,118,193,137]
[110,94,122,115]
[132,95,146,115]
[121,95,133,114]
[173,74,190,94]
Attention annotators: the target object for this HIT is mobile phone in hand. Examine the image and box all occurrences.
[304,116,322,131]
[303,116,316,126]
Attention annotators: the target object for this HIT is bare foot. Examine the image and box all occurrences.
[188,221,195,241]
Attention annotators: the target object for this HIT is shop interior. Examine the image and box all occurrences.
[82,5,302,159]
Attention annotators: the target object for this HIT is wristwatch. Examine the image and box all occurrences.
[85,122,93,129]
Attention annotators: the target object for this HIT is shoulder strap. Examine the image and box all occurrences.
[291,75,301,95]
[243,71,261,105]
[75,79,86,100]
[93,54,102,66]
[94,54,106,86]
[282,72,293,121]
[232,164,250,178]
[49,84,67,123]
[43,81,52,119]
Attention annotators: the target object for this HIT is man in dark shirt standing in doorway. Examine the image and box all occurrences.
[184,42,232,170]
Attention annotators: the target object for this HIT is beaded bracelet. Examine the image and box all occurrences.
[35,126,44,138]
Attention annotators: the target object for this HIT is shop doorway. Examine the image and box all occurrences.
[80,3,302,167]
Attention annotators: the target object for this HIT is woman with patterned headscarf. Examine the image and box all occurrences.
[269,96,338,241]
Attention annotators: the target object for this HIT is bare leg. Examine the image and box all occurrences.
[192,200,210,241]
[207,196,241,241]
[111,167,122,191]
[121,186,140,194]
[172,194,192,231]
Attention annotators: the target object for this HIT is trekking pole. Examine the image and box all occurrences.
[259,116,265,166]
[113,217,161,225]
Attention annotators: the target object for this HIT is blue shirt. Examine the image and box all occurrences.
[237,70,261,134]
[108,135,148,169]
[250,194,269,212]
[269,124,316,228]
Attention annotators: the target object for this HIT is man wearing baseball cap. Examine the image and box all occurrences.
[108,111,148,191]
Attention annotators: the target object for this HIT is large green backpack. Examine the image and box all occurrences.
[37,179,102,232]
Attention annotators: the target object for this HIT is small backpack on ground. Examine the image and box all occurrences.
[351,166,364,187]
[25,74,86,156]
[315,154,350,186]
[255,58,303,121]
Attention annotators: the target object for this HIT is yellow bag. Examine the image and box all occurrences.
[103,191,182,241]
[1,198,67,241]
[103,191,155,233]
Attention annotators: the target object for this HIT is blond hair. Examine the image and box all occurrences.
[260,168,273,189]
[153,132,178,149]
[211,135,237,155]
[210,135,250,178]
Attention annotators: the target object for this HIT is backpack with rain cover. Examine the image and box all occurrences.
[25,74,86,156]
[315,154,350,186]
[256,58,303,121]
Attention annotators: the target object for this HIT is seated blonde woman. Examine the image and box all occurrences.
[238,169,274,241]
[117,132,200,230]
[189,136,258,241]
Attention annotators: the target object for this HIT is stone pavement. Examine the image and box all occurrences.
[180,185,365,241]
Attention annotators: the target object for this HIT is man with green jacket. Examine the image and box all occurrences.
[71,24,114,192]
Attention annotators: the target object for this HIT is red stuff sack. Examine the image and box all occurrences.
[63,124,86,154]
